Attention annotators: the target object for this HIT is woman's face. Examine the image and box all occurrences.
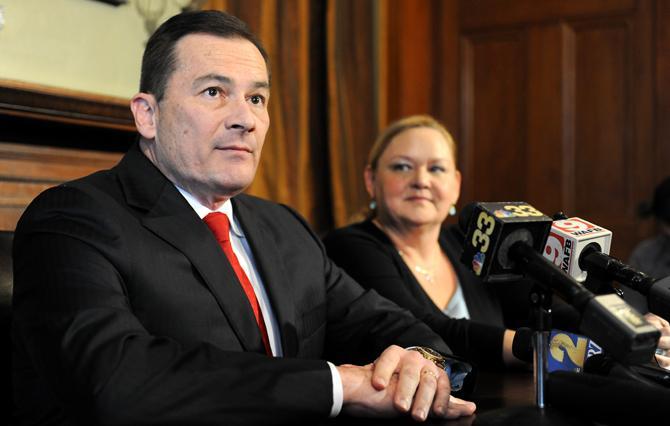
[366,127,461,229]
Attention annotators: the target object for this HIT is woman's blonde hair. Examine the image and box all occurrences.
[367,114,457,172]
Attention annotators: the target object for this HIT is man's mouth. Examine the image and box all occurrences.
[217,145,252,153]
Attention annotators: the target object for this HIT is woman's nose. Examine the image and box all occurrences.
[411,168,430,188]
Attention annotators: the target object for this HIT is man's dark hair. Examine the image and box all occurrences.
[139,10,269,102]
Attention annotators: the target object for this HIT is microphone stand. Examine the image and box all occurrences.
[529,283,552,408]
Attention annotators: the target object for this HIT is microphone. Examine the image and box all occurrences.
[544,217,670,319]
[583,353,660,385]
[459,201,552,283]
[459,202,660,365]
[542,217,612,284]
[511,327,534,363]
[547,370,670,424]
[546,329,602,373]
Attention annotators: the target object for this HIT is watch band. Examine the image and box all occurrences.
[406,346,447,370]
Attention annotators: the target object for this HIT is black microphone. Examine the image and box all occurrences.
[580,246,670,319]
[459,201,553,283]
[511,326,534,363]
[547,370,670,424]
[583,353,660,386]
[545,216,670,319]
[459,202,660,365]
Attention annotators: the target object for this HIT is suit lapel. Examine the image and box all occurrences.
[117,145,267,354]
[233,197,298,357]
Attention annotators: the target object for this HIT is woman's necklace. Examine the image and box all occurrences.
[398,250,435,283]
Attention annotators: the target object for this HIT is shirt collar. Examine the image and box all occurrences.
[175,185,245,238]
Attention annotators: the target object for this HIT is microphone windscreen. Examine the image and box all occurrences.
[511,327,533,363]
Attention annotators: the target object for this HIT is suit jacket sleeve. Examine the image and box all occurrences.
[275,205,450,367]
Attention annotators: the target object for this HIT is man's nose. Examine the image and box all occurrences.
[225,98,256,133]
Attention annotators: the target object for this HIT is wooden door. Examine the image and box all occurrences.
[458,0,657,260]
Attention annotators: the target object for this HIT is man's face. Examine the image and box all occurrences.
[144,34,270,206]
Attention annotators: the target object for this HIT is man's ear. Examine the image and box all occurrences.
[364,165,376,199]
[130,93,158,139]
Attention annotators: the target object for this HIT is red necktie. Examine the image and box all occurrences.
[203,212,272,355]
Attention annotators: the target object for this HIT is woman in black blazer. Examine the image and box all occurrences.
[324,115,531,369]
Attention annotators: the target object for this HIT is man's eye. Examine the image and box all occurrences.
[250,95,265,105]
[205,87,220,97]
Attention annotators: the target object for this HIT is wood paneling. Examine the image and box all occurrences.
[461,32,528,202]
[574,24,629,215]
[434,0,461,141]
[526,25,568,215]
[656,0,670,209]
[0,79,135,131]
[1,0,666,263]
[461,0,636,30]
[386,0,434,119]
[0,142,121,231]
[458,0,654,260]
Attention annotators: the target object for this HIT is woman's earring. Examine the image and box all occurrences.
[369,200,377,210]
[449,205,457,216]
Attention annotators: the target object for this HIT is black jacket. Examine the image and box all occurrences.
[12,144,448,425]
[324,220,511,369]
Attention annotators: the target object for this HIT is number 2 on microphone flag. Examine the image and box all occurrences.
[547,330,603,373]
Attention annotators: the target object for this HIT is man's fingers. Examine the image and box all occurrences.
[645,313,670,334]
[431,369,452,417]
[408,369,440,421]
[371,345,404,390]
[656,354,670,369]
[369,345,474,420]
[392,351,424,412]
[444,396,477,419]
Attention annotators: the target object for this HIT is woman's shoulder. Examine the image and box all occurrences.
[324,219,389,246]
[439,224,467,254]
[323,220,400,269]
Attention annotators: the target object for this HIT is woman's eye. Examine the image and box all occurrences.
[430,166,446,173]
[390,163,411,172]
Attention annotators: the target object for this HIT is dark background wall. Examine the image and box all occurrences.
[1,0,667,262]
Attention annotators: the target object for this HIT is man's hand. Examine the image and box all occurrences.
[337,345,476,421]
[644,313,670,369]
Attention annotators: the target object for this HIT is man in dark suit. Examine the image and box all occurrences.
[12,10,476,425]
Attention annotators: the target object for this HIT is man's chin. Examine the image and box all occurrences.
[212,179,253,198]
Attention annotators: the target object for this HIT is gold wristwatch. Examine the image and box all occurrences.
[406,346,447,370]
